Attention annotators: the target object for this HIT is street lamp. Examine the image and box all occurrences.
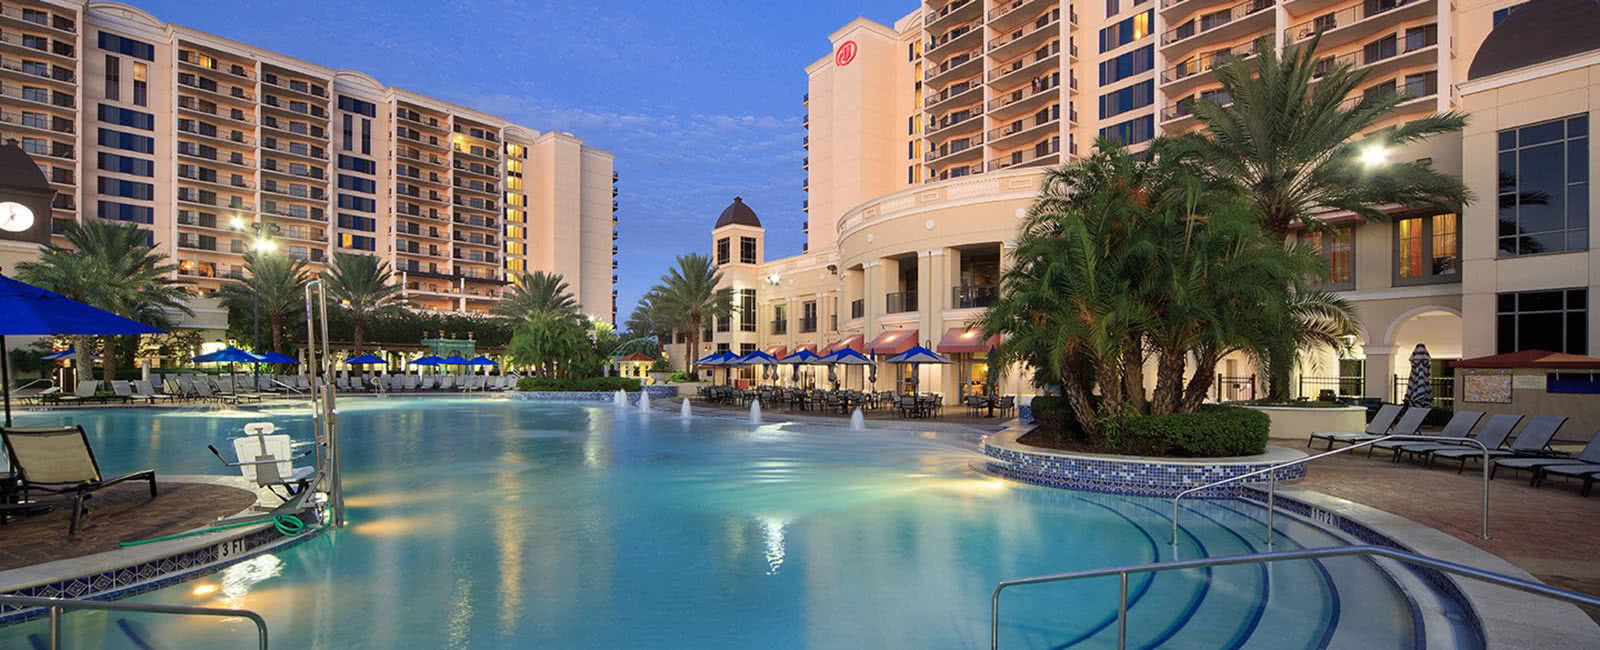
[230,218,276,356]
[1360,144,1388,167]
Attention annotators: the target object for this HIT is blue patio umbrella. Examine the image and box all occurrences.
[736,350,780,386]
[440,355,470,365]
[697,351,738,385]
[346,353,384,365]
[0,273,163,426]
[191,346,266,394]
[884,345,950,392]
[258,351,297,365]
[409,355,444,375]
[779,349,822,387]
[467,356,497,375]
[820,347,873,391]
[40,347,99,361]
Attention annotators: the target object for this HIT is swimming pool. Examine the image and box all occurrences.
[1,398,1442,648]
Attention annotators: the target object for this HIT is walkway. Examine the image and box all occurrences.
[0,481,256,572]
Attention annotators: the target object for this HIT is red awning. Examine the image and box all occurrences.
[935,327,999,354]
[825,335,864,355]
[794,344,817,355]
[764,345,788,359]
[866,328,918,356]
[1451,350,1600,370]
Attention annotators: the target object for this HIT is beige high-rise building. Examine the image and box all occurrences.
[0,0,618,322]
[670,0,1591,407]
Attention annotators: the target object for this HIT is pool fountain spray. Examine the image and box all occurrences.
[749,399,761,425]
[681,399,691,418]
[614,390,627,407]
[638,390,651,411]
[851,408,865,431]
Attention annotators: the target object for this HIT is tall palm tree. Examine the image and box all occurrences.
[655,253,732,375]
[218,253,312,353]
[624,289,672,353]
[16,221,191,384]
[323,252,406,352]
[1181,36,1468,398]
[494,271,582,323]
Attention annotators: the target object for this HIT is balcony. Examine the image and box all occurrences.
[1161,90,1230,125]
[1284,0,1435,51]
[925,0,979,30]
[926,107,985,139]
[261,75,327,100]
[771,319,788,335]
[951,285,997,309]
[885,292,918,314]
[988,40,1064,88]
[988,8,1061,61]
[988,138,1061,171]
[926,23,982,59]
[988,112,1060,149]
[925,133,985,164]
[0,8,75,37]
[0,110,70,135]
[989,0,1056,31]
[1161,41,1259,93]
[924,81,983,112]
[987,73,1059,120]
[0,32,73,64]
[0,57,72,88]
[1313,31,1438,88]
[798,317,818,334]
[1162,0,1274,52]
[924,51,985,89]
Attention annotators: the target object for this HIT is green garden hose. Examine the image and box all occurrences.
[118,513,316,547]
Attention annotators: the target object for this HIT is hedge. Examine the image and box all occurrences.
[1117,405,1270,457]
[515,376,641,392]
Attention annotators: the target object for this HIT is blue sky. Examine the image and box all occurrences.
[137,0,911,320]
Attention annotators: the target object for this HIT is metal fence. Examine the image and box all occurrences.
[1395,375,1455,409]
[1298,375,1365,400]
[1213,374,1256,401]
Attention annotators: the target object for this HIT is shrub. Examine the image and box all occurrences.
[1029,396,1085,443]
[650,359,670,372]
[1117,405,1269,457]
[516,376,642,392]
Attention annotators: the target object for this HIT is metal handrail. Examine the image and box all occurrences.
[1172,435,1490,548]
[0,594,268,649]
[989,544,1600,650]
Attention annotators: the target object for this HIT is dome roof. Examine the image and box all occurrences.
[714,196,762,229]
[1468,0,1600,80]
[0,140,50,192]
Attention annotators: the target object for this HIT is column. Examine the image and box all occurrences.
[1363,345,1396,402]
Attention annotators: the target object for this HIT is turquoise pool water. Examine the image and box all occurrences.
[1,398,1426,648]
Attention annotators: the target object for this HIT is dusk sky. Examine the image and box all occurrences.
[134,0,911,320]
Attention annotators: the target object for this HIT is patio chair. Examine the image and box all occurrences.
[208,423,314,503]
[45,380,101,405]
[1499,429,1600,482]
[1429,415,1566,471]
[996,396,1016,418]
[965,395,984,417]
[407,375,423,391]
[335,376,352,391]
[897,395,923,419]
[0,425,158,535]
[1532,439,1600,494]
[1391,413,1522,465]
[293,375,312,392]
[1368,410,1482,458]
[1309,404,1403,449]
[131,380,176,404]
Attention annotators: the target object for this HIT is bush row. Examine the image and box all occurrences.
[515,376,641,392]
[1030,397,1268,457]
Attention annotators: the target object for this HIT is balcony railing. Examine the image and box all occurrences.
[987,74,1059,111]
[926,133,985,162]
[850,299,864,320]
[1285,0,1426,43]
[886,291,918,314]
[925,0,974,24]
[1163,0,1273,46]
[988,8,1061,53]
[988,138,1061,171]
[1162,41,1258,84]
[771,319,788,335]
[952,284,997,309]
[798,317,818,334]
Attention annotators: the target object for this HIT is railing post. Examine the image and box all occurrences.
[1266,472,1276,550]
[47,605,60,650]
[1249,374,1256,401]
[1481,447,1491,540]
[1117,571,1129,650]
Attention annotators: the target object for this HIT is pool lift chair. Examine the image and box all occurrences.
[209,422,315,504]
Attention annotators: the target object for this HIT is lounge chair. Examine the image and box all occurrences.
[208,423,314,502]
[1309,404,1403,449]
[1392,413,1523,465]
[111,380,156,405]
[412,375,428,391]
[46,380,101,405]
[0,425,158,535]
[439,376,456,391]
[1535,463,1600,496]
[1427,415,1566,472]
[1499,430,1600,481]
[1365,408,1473,457]
[131,380,176,403]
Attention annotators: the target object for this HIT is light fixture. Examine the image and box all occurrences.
[229,217,246,230]
[253,238,277,253]
[766,273,781,285]
[1360,145,1388,167]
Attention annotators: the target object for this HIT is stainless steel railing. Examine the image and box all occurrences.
[0,595,268,649]
[990,544,1600,650]
[1172,434,1491,548]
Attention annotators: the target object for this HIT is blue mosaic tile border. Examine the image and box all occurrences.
[983,444,1304,498]
[1018,404,1033,424]
[0,511,327,626]
[509,386,678,404]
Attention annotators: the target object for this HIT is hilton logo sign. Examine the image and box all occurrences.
[835,40,857,67]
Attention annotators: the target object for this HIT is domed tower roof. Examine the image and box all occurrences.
[1468,0,1600,80]
[0,139,50,193]
[714,196,762,229]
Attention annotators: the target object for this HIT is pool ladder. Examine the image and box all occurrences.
[989,545,1600,650]
[0,594,269,649]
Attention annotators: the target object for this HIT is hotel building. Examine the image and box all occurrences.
[0,0,618,322]
[678,0,1596,406]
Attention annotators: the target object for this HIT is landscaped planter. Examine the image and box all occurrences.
[509,385,678,405]
[1245,405,1367,442]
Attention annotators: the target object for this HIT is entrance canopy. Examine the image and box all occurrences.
[935,327,999,354]
[1451,350,1600,370]
[866,328,918,356]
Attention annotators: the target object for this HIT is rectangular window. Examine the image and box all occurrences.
[338,195,376,213]
[337,155,376,174]
[97,32,155,61]
[1098,80,1154,119]
[716,237,730,265]
[361,118,371,155]
[1394,212,1460,284]
[739,289,756,332]
[132,62,147,106]
[1098,45,1154,85]
[1497,289,1588,354]
[97,104,154,130]
[338,174,376,193]
[342,114,353,151]
[338,214,376,231]
[339,233,377,251]
[337,96,377,117]
[1098,114,1155,146]
[97,177,153,200]
[1497,115,1589,256]
[97,152,153,177]
[97,200,153,224]
[1099,9,1153,52]
[716,313,731,333]
[1492,2,1527,26]
[739,237,757,264]
[104,55,119,101]
[1298,225,1356,290]
[1107,0,1120,16]
[97,128,154,153]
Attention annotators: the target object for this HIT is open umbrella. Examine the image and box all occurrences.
[696,351,737,385]
[258,351,297,365]
[409,355,443,376]
[468,356,497,376]
[1405,343,1433,408]
[0,273,162,427]
[884,345,950,395]
[346,353,384,365]
[820,348,873,391]
[191,346,265,394]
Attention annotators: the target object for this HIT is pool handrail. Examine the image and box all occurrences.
[1171,434,1491,548]
[0,594,269,649]
[989,544,1600,650]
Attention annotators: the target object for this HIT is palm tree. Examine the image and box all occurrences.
[323,252,406,353]
[655,253,732,375]
[624,290,672,353]
[16,221,191,384]
[218,253,312,353]
[494,271,582,323]
[1180,36,1469,398]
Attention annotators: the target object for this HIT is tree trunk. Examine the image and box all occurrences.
[1149,345,1188,415]
[270,315,284,354]
[101,336,118,385]
[687,316,702,377]
[1264,339,1295,401]
[71,335,93,386]
[1122,343,1147,414]
[1059,361,1099,437]
[353,318,365,354]
[1179,348,1224,412]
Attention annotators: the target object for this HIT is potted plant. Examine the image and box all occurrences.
[647,358,673,385]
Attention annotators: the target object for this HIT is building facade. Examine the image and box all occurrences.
[0,0,618,322]
[674,0,1593,406]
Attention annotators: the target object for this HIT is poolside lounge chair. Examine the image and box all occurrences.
[439,376,456,391]
[1429,416,1566,471]
[110,380,148,404]
[1364,408,1470,457]
[0,425,158,535]
[1497,430,1600,481]
[208,423,313,502]
[1534,455,1600,496]
[1309,404,1403,449]
[131,380,176,403]
[46,380,102,405]
[413,375,429,391]
[1391,413,1522,466]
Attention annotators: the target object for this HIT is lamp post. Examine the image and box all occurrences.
[229,218,277,357]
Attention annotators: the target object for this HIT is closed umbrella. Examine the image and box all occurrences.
[0,273,162,428]
[985,344,1000,417]
[191,346,266,394]
[1405,343,1433,408]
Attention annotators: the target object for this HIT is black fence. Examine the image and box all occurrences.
[1298,375,1366,401]
[1214,374,1256,401]
[1395,375,1455,410]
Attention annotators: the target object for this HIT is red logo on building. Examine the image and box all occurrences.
[835,40,858,67]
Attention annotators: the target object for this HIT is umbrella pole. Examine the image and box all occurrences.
[1,334,11,428]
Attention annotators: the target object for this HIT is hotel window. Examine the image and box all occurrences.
[342,115,353,150]
[104,55,119,101]
[1298,225,1355,290]
[716,313,731,333]
[739,289,756,332]
[1098,80,1153,119]
[1098,10,1152,52]
[1107,0,1119,16]
[1497,115,1588,256]
[716,237,730,265]
[1099,45,1154,85]
[1394,213,1459,285]
[1098,115,1154,146]
[739,237,757,264]
[1497,289,1587,354]
[1492,2,1527,26]
[132,62,147,106]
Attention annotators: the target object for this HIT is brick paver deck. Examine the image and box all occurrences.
[0,481,256,572]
